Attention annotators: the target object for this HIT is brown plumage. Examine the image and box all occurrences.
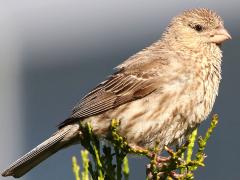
[2,8,231,178]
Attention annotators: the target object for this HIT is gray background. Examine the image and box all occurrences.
[0,0,239,180]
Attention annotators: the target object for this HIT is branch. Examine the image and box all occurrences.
[72,115,219,180]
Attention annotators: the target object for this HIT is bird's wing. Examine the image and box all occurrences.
[58,53,168,128]
[73,73,158,116]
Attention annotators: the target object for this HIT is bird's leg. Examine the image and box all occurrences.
[150,146,173,163]
[164,145,175,156]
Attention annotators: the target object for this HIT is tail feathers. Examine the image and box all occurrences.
[1,124,79,178]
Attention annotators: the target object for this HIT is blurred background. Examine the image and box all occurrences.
[0,0,239,180]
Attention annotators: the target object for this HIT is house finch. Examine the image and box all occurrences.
[2,8,231,178]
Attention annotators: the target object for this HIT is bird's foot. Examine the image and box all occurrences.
[145,145,190,179]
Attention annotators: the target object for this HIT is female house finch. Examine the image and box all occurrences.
[2,8,231,178]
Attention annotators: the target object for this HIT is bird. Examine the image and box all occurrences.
[1,8,231,178]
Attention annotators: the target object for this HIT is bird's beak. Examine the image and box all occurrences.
[209,26,231,44]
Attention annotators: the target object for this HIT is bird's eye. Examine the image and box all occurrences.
[193,24,204,32]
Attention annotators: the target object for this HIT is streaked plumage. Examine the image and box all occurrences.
[2,8,231,178]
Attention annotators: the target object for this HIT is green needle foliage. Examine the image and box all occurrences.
[72,156,80,180]
[72,114,219,180]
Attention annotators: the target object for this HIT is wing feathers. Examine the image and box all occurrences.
[59,69,160,128]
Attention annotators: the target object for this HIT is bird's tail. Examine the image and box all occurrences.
[1,124,79,178]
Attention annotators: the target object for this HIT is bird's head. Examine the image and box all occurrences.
[163,8,231,50]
